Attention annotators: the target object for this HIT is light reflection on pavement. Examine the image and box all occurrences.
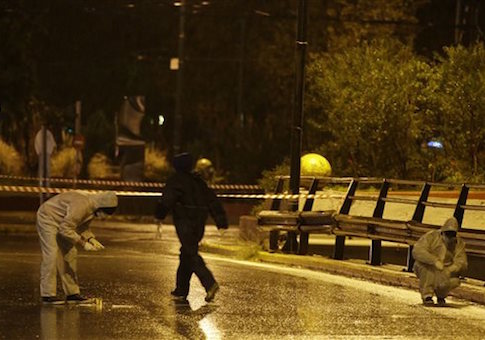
[1,232,485,339]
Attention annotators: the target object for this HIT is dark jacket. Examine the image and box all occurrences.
[155,172,228,232]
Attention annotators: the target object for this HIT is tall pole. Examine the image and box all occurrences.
[454,0,463,45]
[237,18,246,129]
[40,124,47,204]
[173,0,186,155]
[74,100,82,187]
[282,0,308,253]
[289,0,308,208]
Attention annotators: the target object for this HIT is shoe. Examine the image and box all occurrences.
[41,296,65,305]
[205,282,219,302]
[437,297,446,306]
[66,294,96,304]
[422,296,434,306]
[171,289,187,301]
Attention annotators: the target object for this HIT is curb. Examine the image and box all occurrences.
[200,241,485,305]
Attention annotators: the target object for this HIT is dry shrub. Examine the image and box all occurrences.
[0,139,24,175]
[88,153,118,179]
[51,147,77,178]
[145,146,171,182]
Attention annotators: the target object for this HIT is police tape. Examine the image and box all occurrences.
[0,174,262,191]
[217,193,345,200]
[0,174,162,187]
[0,185,162,197]
[0,184,344,200]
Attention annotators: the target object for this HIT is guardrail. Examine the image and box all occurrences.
[257,176,485,271]
[2,173,485,269]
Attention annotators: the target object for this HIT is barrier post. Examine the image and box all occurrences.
[269,177,285,252]
[333,179,358,260]
[369,180,390,265]
[406,182,431,272]
[454,184,469,228]
[298,178,319,255]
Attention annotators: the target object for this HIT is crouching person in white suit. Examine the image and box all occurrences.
[36,191,118,305]
[413,217,468,306]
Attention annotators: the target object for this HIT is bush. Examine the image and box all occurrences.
[88,153,118,179]
[51,147,77,178]
[0,139,24,175]
[144,146,171,182]
[258,161,290,193]
[428,43,485,178]
[306,39,431,178]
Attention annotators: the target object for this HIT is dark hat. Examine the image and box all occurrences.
[173,152,193,173]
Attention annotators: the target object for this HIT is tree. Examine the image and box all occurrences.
[323,0,428,52]
[306,39,431,178]
[428,43,485,180]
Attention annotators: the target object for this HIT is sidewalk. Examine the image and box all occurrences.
[197,227,485,306]
[2,212,484,305]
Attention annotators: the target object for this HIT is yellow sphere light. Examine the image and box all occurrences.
[300,153,332,176]
[195,158,213,171]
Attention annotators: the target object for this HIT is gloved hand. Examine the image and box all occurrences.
[89,238,105,250]
[434,260,444,270]
[445,264,459,276]
[83,242,97,251]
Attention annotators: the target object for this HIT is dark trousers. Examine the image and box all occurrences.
[175,224,216,296]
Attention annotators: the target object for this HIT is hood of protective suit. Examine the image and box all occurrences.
[441,217,459,232]
[173,152,193,173]
[91,192,118,209]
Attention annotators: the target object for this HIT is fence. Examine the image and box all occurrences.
[257,176,485,271]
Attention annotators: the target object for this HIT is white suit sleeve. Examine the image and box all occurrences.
[80,229,95,241]
[58,204,89,244]
[412,232,439,265]
[448,239,468,274]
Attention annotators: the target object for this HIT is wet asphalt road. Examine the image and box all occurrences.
[1,230,485,339]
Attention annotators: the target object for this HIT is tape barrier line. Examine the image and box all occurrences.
[0,185,162,197]
[0,174,261,191]
[217,193,345,200]
[0,184,345,200]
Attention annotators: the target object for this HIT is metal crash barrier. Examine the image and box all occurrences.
[257,176,485,270]
[0,173,484,268]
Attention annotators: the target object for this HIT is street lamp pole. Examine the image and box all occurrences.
[173,0,186,156]
[290,0,308,206]
[284,0,308,253]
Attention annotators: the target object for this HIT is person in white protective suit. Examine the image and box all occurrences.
[36,191,118,305]
[412,217,468,306]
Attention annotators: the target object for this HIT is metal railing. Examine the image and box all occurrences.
[257,176,485,270]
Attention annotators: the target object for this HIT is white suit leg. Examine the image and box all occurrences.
[435,277,460,299]
[37,221,58,297]
[414,262,436,298]
[56,235,80,296]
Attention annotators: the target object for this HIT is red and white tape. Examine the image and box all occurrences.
[0,174,261,191]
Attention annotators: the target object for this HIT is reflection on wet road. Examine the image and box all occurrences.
[1,232,484,339]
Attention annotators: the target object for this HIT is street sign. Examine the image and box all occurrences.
[34,128,56,156]
[73,134,85,150]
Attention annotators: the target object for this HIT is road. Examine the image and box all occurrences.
[1,230,485,339]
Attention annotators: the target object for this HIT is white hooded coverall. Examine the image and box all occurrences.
[412,217,468,299]
[36,191,117,297]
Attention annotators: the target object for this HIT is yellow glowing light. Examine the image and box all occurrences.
[300,153,332,176]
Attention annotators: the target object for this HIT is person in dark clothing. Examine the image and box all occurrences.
[155,152,228,302]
